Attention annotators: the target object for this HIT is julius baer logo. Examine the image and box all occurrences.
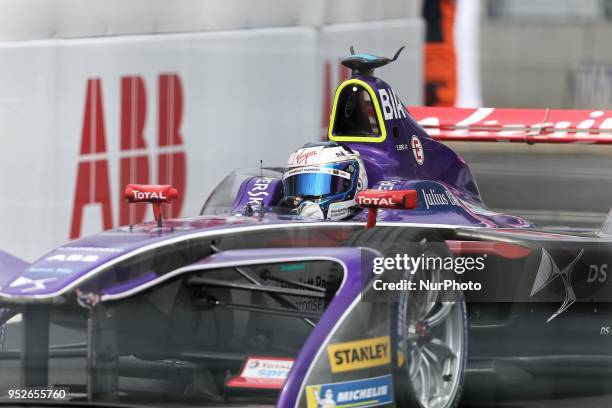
[422,188,458,209]
[305,337,392,408]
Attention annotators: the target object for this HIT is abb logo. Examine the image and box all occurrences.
[69,74,187,239]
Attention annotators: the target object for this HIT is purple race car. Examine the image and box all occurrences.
[2,49,612,408]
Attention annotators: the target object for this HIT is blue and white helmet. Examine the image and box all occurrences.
[283,142,368,220]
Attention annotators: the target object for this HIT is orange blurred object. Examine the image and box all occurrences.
[424,0,457,106]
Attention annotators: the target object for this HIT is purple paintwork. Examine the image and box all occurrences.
[101,271,157,296]
[345,75,482,201]
[0,215,314,298]
[0,250,29,289]
[352,179,531,228]
[230,175,283,214]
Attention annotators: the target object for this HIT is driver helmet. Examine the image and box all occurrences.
[282,142,368,220]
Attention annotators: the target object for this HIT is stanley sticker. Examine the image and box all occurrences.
[327,336,391,373]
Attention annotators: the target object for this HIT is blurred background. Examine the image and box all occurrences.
[456,0,612,233]
[1,0,612,260]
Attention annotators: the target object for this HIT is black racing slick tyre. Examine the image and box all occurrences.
[345,227,468,408]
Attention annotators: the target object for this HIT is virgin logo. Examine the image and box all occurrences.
[295,150,318,165]
[69,74,187,239]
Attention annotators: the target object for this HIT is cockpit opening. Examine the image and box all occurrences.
[331,83,381,138]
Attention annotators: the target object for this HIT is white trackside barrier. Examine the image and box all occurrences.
[0,20,422,261]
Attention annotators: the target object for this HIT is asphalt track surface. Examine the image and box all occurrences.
[2,144,612,406]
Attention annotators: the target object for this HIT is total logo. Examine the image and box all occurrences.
[356,196,396,207]
[70,74,187,239]
[130,190,168,201]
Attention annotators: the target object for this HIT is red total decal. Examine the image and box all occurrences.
[69,74,187,239]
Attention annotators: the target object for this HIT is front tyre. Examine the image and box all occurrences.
[344,227,467,408]
[394,245,467,408]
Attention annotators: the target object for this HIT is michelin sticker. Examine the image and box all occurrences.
[327,336,390,373]
[306,375,393,408]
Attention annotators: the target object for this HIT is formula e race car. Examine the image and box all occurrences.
[2,49,612,408]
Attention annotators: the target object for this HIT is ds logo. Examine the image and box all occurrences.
[587,264,608,283]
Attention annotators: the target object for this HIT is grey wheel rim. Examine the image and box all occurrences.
[399,263,465,408]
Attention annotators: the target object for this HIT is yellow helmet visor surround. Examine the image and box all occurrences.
[328,78,387,143]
